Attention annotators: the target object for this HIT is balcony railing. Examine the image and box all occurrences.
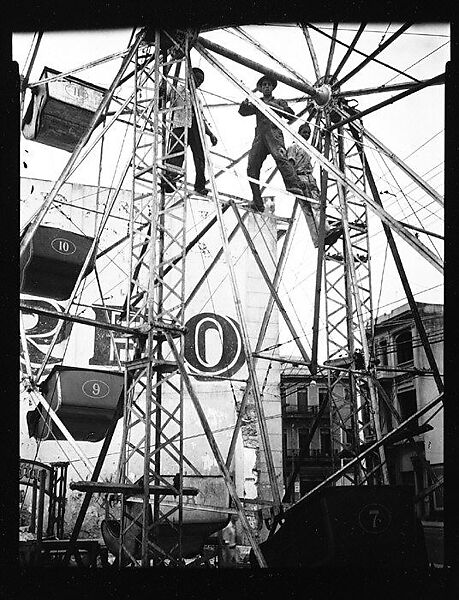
[284,405,322,416]
[286,448,332,459]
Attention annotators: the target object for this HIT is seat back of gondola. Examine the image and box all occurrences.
[250,485,427,568]
[22,66,105,152]
[101,475,231,562]
[20,225,96,301]
[27,366,124,442]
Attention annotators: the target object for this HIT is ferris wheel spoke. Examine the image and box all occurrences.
[20,31,43,114]
[307,23,419,84]
[334,23,413,88]
[331,23,366,82]
[359,126,444,207]
[20,30,146,261]
[328,72,445,132]
[324,22,339,81]
[300,23,321,80]
[232,26,314,88]
[197,35,319,99]
[28,46,132,90]
[356,142,444,393]
[335,76,444,98]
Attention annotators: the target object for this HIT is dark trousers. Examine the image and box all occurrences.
[247,126,301,203]
[167,117,206,190]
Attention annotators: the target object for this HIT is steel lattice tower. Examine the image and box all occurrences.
[114,31,192,566]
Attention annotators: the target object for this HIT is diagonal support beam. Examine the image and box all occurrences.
[350,128,444,394]
[189,70,282,513]
[184,211,249,309]
[225,202,299,470]
[358,125,443,207]
[310,131,332,374]
[230,200,311,364]
[166,333,267,567]
[62,390,125,565]
[289,392,443,512]
[20,29,146,259]
[25,387,94,474]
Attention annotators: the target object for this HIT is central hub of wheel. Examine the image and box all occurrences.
[313,83,332,108]
[312,76,350,124]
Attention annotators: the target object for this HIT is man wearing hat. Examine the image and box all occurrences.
[238,74,303,212]
[287,122,343,247]
[163,67,218,195]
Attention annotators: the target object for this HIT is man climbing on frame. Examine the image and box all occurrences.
[287,122,344,247]
[163,67,218,196]
[238,74,303,212]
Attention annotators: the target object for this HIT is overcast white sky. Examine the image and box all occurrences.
[14,24,448,358]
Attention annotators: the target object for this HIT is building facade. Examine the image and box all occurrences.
[373,302,444,522]
[280,302,443,520]
[280,367,348,502]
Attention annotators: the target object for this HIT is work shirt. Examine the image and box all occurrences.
[170,83,212,135]
[238,96,295,131]
[286,142,314,176]
[287,142,320,199]
[171,84,193,128]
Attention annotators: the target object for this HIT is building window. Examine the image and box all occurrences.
[287,425,297,450]
[398,389,417,422]
[320,429,331,456]
[395,329,413,364]
[308,384,319,407]
[298,429,310,455]
[285,389,298,411]
[318,388,328,406]
[379,338,388,366]
[297,388,307,411]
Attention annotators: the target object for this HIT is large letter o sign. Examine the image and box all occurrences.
[184,313,246,380]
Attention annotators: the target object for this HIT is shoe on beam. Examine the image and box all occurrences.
[194,187,210,196]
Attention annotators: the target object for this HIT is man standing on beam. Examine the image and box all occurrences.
[163,67,218,196]
[238,74,303,212]
[287,122,344,247]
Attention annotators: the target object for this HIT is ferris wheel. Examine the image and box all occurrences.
[17,24,445,567]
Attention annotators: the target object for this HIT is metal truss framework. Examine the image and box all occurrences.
[18,24,445,567]
[320,115,388,485]
[116,32,191,567]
